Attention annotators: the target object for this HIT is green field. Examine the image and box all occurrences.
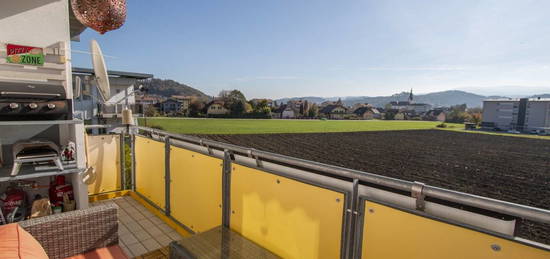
[139,117,462,134]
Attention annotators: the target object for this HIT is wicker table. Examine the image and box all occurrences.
[169,226,280,259]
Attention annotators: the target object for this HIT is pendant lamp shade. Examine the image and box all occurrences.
[71,0,127,34]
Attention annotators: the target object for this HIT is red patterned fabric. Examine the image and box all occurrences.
[71,0,127,34]
[64,245,129,259]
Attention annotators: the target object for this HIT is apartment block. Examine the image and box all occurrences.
[482,98,550,131]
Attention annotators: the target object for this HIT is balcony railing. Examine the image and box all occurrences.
[98,103,143,118]
[84,125,550,259]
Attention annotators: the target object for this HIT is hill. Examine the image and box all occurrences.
[141,78,208,98]
[276,90,507,108]
[528,94,550,99]
[275,96,327,104]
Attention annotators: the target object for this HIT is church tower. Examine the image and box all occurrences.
[408,88,414,103]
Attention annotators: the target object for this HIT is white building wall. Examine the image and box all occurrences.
[483,100,550,130]
[282,109,295,118]
[105,77,137,105]
[495,101,515,130]
[526,101,550,129]
[482,101,514,130]
[0,0,73,97]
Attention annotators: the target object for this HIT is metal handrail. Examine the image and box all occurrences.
[132,125,550,225]
[99,103,143,114]
[84,124,114,129]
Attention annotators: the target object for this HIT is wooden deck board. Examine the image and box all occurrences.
[134,246,169,259]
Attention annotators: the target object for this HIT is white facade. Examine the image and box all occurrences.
[74,75,138,120]
[207,103,229,115]
[282,108,296,119]
[482,99,550,131]
[0,0,73,96]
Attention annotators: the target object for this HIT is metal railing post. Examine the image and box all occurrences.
[222,150,232,228]
[164,136,171,216]
[353,197,367,259]
[120,131,126,190]
[130,133,136,191]
[343,179,360,259]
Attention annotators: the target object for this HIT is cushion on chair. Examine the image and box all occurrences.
[0,223,48,259]
[64,245,129,259]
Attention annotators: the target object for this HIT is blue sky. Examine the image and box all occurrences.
[72,0,550,98]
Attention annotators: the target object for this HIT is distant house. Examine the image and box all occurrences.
[171,95,192,112]
[389,101,411,110]
[287,99,310,117]
[271,100,310,118]
[388,89,431,114]
[352,103,370,112]
[320,104,347,119]
[282,106,298,119]
[250,98,275,107]
[353,106,381,120]
[424,109,447,122]
[389,101,432,114]
[394,112,406,120]
[159,99,184,114]
[409,103,432,114]
[271,105,285,118]
[206,100,230,116]
[136,95,165,105]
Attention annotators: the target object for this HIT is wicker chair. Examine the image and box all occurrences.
[18,203,120,259]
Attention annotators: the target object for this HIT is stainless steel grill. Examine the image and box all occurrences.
[0,81,71,120]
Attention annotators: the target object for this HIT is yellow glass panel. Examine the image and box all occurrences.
[135,136,165,208]
[230,164,345,259]
[85,134,121,195]
[362,201,550,259]
[170,147,223,233]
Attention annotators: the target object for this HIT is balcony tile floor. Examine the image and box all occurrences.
[92,196,184,258]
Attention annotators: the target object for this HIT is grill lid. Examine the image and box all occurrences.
[0,81,66,100]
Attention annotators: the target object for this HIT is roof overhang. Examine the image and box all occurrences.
[72,67,154,79]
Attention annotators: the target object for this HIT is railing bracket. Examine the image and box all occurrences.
[411,181,426,211]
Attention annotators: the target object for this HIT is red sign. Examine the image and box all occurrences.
[6,44,41,55]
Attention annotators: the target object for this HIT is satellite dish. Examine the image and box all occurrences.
[90,39,110,102]
[74,76,81,98]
